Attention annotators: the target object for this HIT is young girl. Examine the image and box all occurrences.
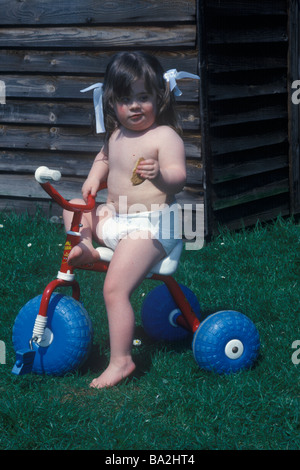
[63,51,187,388]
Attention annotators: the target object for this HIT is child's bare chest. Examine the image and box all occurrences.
[109,134,158,172]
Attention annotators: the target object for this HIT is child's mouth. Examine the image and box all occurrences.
[130,114,143,120]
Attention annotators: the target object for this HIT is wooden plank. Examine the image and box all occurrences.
[186,158,203,184]
[207,23,288,45]
[2,75,199,102]
[0,50,198,75]
[0,100,92,127]
[0,126,201,158]
[0,152,202,188]
[0,0,196,25]
[210,95,287,127]
[179,105,200,130]
[212,166,289,209]
[208,70,287,101]
[0,171,203,200]
[214,198,290,231]
[3,75,93,100]
[207,0,287,16]
[0,174,204,212]
[212,146,288,183]
[210,122,288,155]
[208,44,287,73]
[0,173,107,203]
[0,197,50,216]
[176,188,204,206]
[0,125,103,152]
[182,134,201,160]
[0,25,196,49]
[213,177,289,210]
[0,150,94,177]
[0,100,200,131]
[213,155,288,184]
[0,174,83,200]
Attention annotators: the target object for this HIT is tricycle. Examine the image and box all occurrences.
[12,167,260,376]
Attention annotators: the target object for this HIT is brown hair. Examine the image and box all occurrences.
[102,51,181,141]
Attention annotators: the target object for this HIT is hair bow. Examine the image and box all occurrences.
[80,83,106,133]
[163,69,200,96]
[81,69,200,134]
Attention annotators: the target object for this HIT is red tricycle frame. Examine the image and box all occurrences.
[35,179,200,341]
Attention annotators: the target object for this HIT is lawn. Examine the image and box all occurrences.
[0,211,299,450]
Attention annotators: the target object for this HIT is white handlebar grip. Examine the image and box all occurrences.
[35,166,61,183]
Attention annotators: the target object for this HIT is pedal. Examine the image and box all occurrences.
[11,349,36,375]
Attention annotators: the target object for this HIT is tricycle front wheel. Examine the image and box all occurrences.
[12,293,93,376]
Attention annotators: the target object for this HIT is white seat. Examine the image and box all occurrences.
[96,240,183,276]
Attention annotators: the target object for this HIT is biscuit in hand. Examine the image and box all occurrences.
[131,157,145,186]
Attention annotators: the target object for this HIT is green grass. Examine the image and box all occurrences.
[0,211,299,450]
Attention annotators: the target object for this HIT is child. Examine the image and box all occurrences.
[63,51,187,388]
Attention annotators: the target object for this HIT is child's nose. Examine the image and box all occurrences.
[129,99,140,109]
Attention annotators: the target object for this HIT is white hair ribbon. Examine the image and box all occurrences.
[163,69,200,97]
[80,83,106,134]
[81,70,200,133]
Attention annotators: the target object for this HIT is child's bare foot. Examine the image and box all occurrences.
[67,241,100,267]
[89,359,136,389]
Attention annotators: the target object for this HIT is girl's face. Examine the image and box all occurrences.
[114,79,157,132]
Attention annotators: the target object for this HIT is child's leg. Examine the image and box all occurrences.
[62,199,103,266]
[90,232,165,389]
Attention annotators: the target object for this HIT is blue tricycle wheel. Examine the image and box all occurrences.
[192,310,260,374]
[141,284,201,341]
[12,293,93,376]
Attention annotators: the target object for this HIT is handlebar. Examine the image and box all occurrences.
[34,166,100,213]
[35,166,61,184]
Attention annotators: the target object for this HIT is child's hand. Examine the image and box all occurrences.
[137,159,159,180]
[82,177,101,202]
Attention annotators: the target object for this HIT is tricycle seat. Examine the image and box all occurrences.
[96,240,183,277]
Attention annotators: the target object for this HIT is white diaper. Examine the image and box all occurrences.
[101,202,181,255]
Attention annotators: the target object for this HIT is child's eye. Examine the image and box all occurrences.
[140,95,149,102]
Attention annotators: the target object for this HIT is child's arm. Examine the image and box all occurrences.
[137,127,186,194]
[82,145,109,201]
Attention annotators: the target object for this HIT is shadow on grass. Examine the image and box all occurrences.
[78,324,196,382]
[79,343,107,375]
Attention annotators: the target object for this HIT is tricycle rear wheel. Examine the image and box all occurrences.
[141,284,201,342]
[192,310,260,374]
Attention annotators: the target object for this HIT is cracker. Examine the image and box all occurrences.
[131,157,145,186]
